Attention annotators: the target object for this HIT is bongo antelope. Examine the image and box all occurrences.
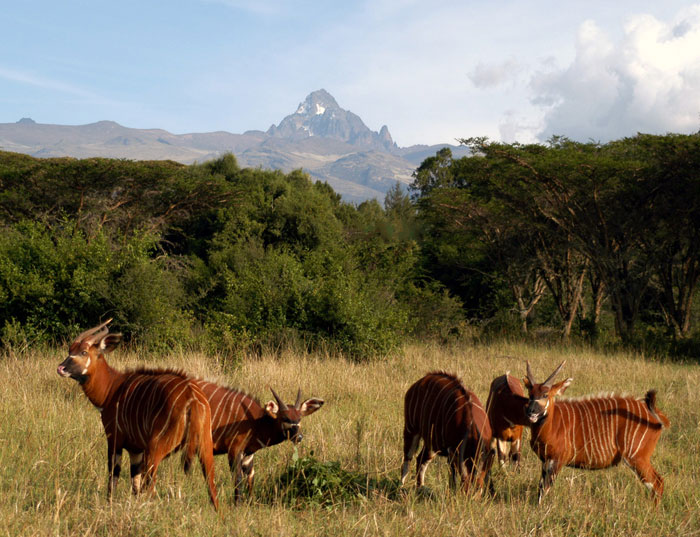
[486,373,528,467]
[57,319,218,509]
[185,380,323,502]
[524,361,669,504]
[401,371,493,494]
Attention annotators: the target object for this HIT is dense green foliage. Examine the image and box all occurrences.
[0,151,458,358]
[412,134,700,354]
[2,132,699,359]
[266,452,400,508]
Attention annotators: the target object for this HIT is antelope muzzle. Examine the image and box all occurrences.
[57,355,88,383]
[526,398,549,424]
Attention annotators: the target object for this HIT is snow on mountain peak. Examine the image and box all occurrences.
[267,89,396,152]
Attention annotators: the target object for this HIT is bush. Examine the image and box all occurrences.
[0,151,467,358]
[0,220,193,348]
[266,453,400,508]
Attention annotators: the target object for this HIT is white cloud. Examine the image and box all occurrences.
[468,59,523,89]
[530,6,700,142]
[498,110,543,144]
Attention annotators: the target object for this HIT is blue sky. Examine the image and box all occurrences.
[3,1,700,146]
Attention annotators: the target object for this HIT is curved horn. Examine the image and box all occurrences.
[72,318,112,346]
[526,361,536,386]
[294,388,302,409]
[270,388,288,411]
[543,360,566,388]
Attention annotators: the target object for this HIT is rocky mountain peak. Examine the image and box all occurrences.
[294,89,340,116]
[378,125,393,146]
[267,89,397,152]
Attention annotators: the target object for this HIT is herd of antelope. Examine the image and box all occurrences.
[58,319,670,511]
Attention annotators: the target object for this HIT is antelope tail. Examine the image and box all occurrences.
[644,390,670,429]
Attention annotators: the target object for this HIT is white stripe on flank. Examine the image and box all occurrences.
[604,398,616,458]
[592,400,606,464]
[209,385,229,428]
[426,379,451,438]
[567,404,577,460]
[589,400,604,464]
[155,377,189,443]
[210,388,229,431]
[419,380,438,437]
[610,397,618,454]
[577,402,592,463]
[596,398,610,460]
[625,400,642,458]
[142,376,162,441]
[623,398,634,458]
[629,400,649,459]
[131,378,149,448]
[558,403,572,460]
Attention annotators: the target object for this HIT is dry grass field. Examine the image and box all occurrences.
[1,341,698,536]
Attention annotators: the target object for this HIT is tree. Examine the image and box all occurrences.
[410,147,454,199]
[629,134,700,338]
[460,137,653,342]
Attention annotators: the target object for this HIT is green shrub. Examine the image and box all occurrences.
[0,151,468,358]
[267,453,400,508]
[0,220,193,348]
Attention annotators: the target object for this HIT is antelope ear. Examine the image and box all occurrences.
[551,378,573,396]
[265,400,278,418]
[99,333,122,353]
[507,375,524,395]
[300,398,324,416]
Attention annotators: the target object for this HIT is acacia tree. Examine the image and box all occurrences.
[416,133,700,343]
[459,137,656,342]
[413,152,548,332]
[453,139,591,339]
[628,134,700,338]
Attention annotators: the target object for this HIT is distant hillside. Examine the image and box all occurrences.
[0,90,469,202]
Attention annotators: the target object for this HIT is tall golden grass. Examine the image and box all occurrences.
[1,342,698,536]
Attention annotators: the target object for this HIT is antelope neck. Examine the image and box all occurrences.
[81,356,126,409]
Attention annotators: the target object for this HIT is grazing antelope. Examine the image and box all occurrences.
[57,319,218,510]
[523,361,670,504]
[486,373,529,467]
[401,372,493,494]
[184,380,324,502]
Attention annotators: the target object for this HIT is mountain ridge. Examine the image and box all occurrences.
[0,89,467,202]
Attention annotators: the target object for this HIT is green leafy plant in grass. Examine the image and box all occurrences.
[266,452,401,508]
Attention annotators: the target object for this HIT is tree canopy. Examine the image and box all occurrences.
[2,131,699,360]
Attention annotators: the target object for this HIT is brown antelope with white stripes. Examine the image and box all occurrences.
[184,380,324,502]
[57,319,218,510]
[524,361,670,505]
[401,371,493,494]
[486,373,528,467]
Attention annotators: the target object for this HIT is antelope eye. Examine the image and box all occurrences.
[81,351,87,356]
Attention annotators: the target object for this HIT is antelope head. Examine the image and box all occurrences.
[264,388,324,444]
[522,361,572,424]
[57,319,122,384]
